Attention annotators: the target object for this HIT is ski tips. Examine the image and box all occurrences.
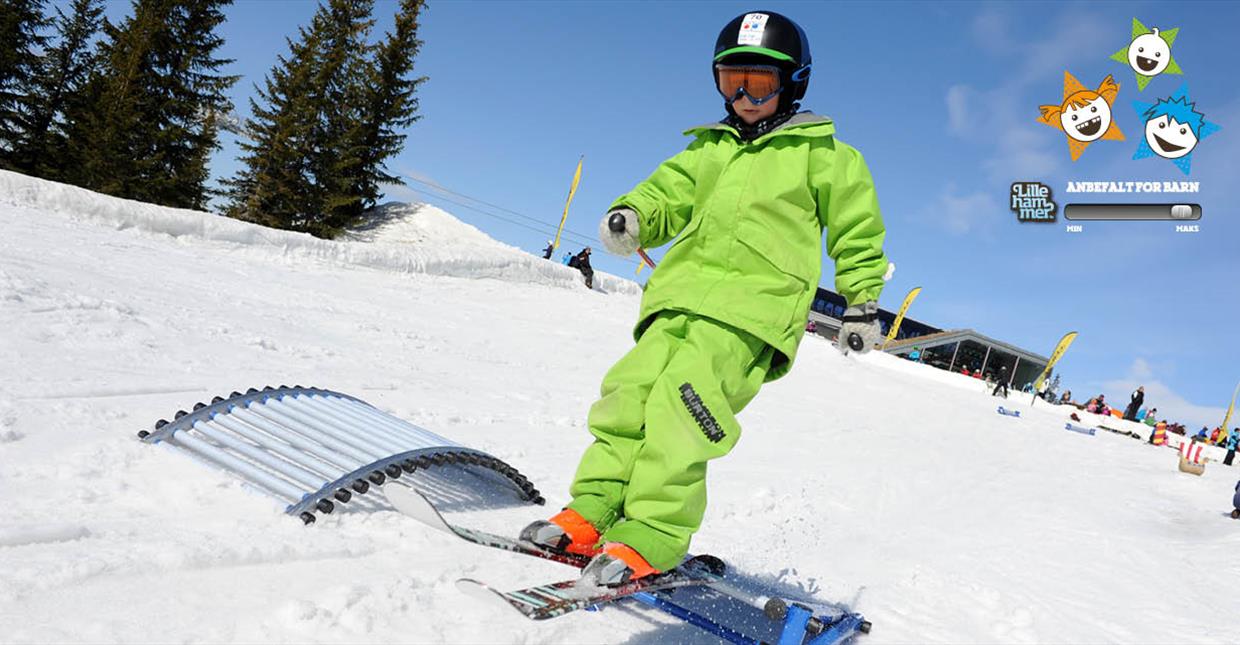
[455,578,538,617]
[384,484,453,533]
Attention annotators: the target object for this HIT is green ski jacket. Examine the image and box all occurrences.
[612,113,889,380]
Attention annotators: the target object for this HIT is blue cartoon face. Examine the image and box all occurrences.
[1131,85,1221,175]
[1127,29,1171,76]
[1144,114,1198,159]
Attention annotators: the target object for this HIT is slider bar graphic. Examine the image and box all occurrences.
[1064,203,1201,220]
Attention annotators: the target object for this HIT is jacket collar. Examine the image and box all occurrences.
[684,111,835,143]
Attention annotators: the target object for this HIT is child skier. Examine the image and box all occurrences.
[521,10,891,585]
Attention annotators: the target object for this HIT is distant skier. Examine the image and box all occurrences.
[567,247,594,289]
[1123,386,1145,420]
[991,365,1010,398]
[542,240,555,259]
[1232,480,1239,519]
[520,10,891,586]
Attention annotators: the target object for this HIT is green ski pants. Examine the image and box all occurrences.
[566,311,773,570]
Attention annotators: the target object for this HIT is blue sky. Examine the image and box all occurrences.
[81,1,1239,428]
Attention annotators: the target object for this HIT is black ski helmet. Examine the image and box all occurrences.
[713,11,812,113]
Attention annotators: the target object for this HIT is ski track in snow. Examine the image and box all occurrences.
[1,169,1238,643]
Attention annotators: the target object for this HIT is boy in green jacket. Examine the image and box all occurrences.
[522,10,891,585]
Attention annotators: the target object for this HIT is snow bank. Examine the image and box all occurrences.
[0,170,641,296]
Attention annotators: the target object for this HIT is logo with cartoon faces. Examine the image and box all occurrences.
[1110,18,1183,90]
[1038,72,1125,161]
[1133,85,1221,175]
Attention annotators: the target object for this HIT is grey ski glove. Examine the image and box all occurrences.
[599,208,641,256]
[836,301,882,354]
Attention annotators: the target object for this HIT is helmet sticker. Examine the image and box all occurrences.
[737,13,769,46]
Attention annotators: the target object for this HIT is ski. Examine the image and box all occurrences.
[386,485,870,642]
[456,554,726,621]
[384,484,591,568]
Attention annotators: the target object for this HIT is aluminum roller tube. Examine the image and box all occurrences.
[333,396,460,447]
[242,402,379,463]
[170,431,304,503]
[294,395,407,454]
[228,406,362,472]
[211,414,347,481]
[263,398,391,458]
[194,419,327,491]
[318,395,427,446]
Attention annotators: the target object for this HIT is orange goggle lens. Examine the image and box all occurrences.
[715,65,782,103]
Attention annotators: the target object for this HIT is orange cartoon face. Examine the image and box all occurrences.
[1057,92,1113,143]
[1038,72,1125,161]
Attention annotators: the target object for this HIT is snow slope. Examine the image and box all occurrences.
[1,170,1237,644]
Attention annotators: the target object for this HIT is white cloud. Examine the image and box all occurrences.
[935,183,1003,235]
[1097,358,1230,430]
[945,84,973,136]
[403,169,445,190]
[971,7,1013,55]
[378,182,423,205]
[943,8,1116,184]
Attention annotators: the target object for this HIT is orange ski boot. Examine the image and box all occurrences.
[519,508,601,557]
[580,542,660,586]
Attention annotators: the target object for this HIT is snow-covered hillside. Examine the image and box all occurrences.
[1,170,1237,643]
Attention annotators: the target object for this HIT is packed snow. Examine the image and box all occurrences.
[1,169,1237,644]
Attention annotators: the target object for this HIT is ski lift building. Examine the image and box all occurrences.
[807,287,1051,388]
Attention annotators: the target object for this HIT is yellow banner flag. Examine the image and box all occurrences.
[1220,380,1240,431]
[551,156,583,251]
[881,286,922,349]
[1032,331,1078,392]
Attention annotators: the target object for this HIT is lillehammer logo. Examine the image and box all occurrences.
[1010,182,1057,223]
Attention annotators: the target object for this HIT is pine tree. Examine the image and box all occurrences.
[9,0,103,178]
[227,0,376,238]
[151,0,239,209]
[227,0,426,239]
[63,0,237,209]
[351,0,426,215]
[310,0,375,236]
[224,16,327,231]
[0,0,51,168]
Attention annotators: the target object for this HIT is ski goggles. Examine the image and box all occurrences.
[715,64,783,105]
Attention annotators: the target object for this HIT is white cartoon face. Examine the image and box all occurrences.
[1059,97,1112,142]
[1145,115,1198,158]
[1128,30,1171,76]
